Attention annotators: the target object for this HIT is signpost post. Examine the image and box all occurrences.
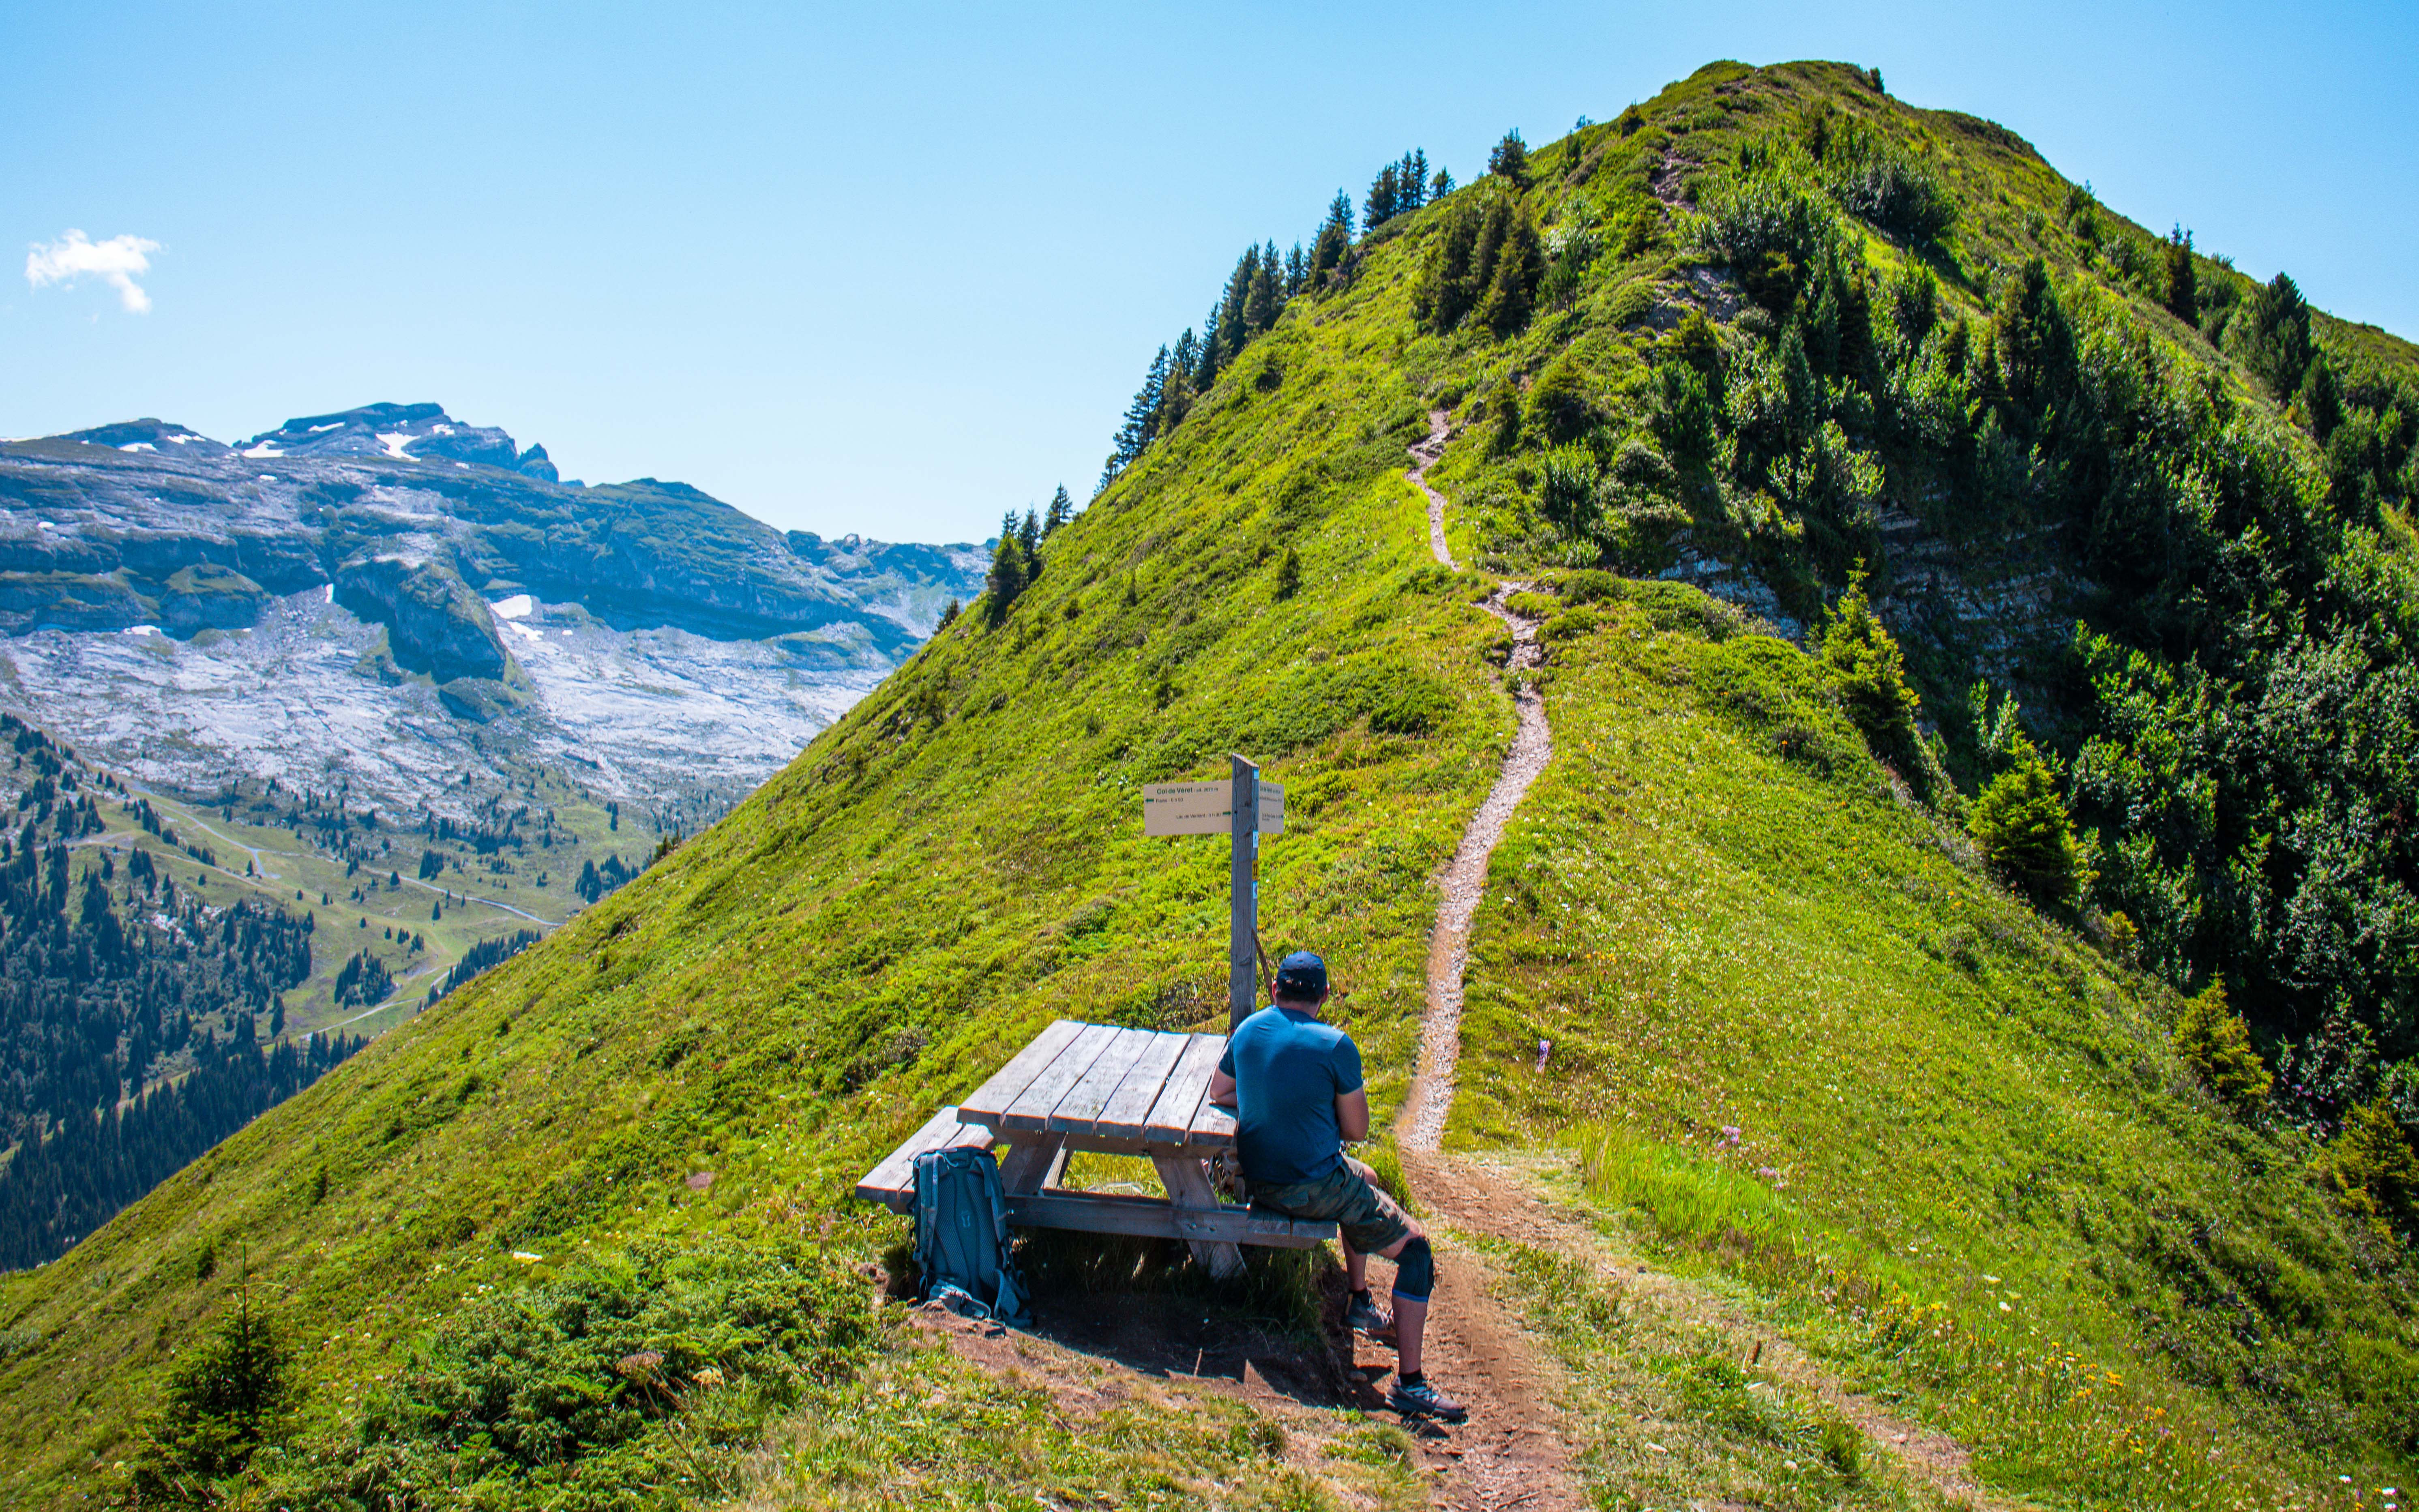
[1143,755,1283,1031]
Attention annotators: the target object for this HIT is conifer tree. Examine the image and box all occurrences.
[1486,129,1531,190]
[1404,150,1430,212]
[1968,738,2093,908]
[1818,566,1924,773]
[1476,200,1548,336]
[2244,271,2315,400]
[1244,262,1280,335]
[1100,345,1170,490]
[1195,306,1223,391]
[1364,163,1401,230]
[2324,1098,2419,1246]
[1284,243,1308,294]
[1042,485,1074,536]
[1431,167,1455,199]
[1215,245,1261,366]
[2162,225,2197,326]
[2171,976,2271,1105]
[1310,191,1353,278]
[1016,508,1042,568]
[985,513,1032,622]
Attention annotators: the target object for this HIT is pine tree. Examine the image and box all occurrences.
[129,1264,294,1489]
[1968,738,2093,908]
[1476,200,1548,337]
[1284,243,1308,294]
[2171,976,2271,1105]
[2245,271,2315,401]
[1195,306,1223,392]
[1311,191,1353,279]
[1364,162,1401,229]
[1818,567,1924,772]
[1404,150,1430,211]
[2324,1098,2419,1246]
[1487,129,1531,190]
[2162,225,2197,326]
[1042,485,1074,536]
[986,511,1034,621]
[1101,345,1171,490]
[1016,508,1042,562]
[1244,261,1280,335]
[1431,167,1455,199]
[1215,245,1261,367]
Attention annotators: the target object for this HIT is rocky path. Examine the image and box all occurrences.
[1385,410,2003,1512]
[1386,410,1582,1511]
[1400,410,1552,1154]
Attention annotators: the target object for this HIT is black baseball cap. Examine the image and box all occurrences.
[1274,950,1327,1001]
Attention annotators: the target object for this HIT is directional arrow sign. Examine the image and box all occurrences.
[1144,780,1284,836]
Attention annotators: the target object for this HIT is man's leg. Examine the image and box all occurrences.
[1375,1225,1429,1375]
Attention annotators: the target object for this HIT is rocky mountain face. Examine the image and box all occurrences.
[0,405,988,824]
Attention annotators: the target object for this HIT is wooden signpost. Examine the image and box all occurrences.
[1143,754,1283,1030]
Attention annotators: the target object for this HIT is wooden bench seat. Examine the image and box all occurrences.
[853,1105,999,1212]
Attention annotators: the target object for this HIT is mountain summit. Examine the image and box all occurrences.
[0,60,2413,1509]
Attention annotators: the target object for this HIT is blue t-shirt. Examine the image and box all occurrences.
[1218,1004,1364,1185]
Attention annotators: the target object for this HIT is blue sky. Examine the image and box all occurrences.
[5,0,2412,543]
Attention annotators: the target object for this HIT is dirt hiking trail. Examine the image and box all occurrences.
[908,407,2010,1511]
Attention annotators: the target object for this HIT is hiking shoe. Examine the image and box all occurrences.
[1345,1293,1395,1342]
[1388,1375,1467,1422]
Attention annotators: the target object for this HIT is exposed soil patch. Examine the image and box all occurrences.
[1650,148,1694,208]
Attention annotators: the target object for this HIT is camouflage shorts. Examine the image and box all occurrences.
[1248,1156,1413,1255]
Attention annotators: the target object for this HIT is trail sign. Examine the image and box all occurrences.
[1142,780,1284,836]
[1144,755,1283,1029]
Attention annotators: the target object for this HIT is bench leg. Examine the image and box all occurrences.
[998,1135,1067,1195]
[1151,1154,1246,1280]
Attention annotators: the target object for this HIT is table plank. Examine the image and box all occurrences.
[1093,1030,1192,1140]
[1047,1027,1156,1134]
[958,1019,1085,1126]
[1141,1034,1227,1144]
[1186,1097,1237,1147]
[1000,1022,1121,1132]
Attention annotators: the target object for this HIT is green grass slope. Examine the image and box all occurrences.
[0,58,2410,1510]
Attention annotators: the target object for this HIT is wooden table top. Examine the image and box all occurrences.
[956,1019,1237,1148]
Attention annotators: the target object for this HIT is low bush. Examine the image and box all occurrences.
[249,1238,875,1511]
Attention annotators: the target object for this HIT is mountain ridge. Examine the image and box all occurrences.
[0,58,2413,1509]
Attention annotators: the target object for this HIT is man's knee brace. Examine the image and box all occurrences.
[1391,1236,1435,1303]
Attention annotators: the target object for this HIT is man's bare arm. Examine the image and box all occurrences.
[1208,1069,1237,1109]
[1335,1087,1370,1143]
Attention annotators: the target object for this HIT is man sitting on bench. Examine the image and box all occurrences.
[1208,950,1466,1422]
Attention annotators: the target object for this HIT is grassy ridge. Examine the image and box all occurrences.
[0,247,1510,1495]
[1456,579,2414,1503]
[0,57,2410,1509]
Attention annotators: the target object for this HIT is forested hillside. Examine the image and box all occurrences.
[0,59,2412,1512]
[0,715,366,1268]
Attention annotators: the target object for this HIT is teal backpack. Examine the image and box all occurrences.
[911,1147,1032,1326]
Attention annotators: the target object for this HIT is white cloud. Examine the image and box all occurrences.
[26,229,162,313]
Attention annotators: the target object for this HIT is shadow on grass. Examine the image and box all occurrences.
[1010,1229,1387,1412]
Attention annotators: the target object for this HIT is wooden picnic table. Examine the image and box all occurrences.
[854,1019,1338,1278]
